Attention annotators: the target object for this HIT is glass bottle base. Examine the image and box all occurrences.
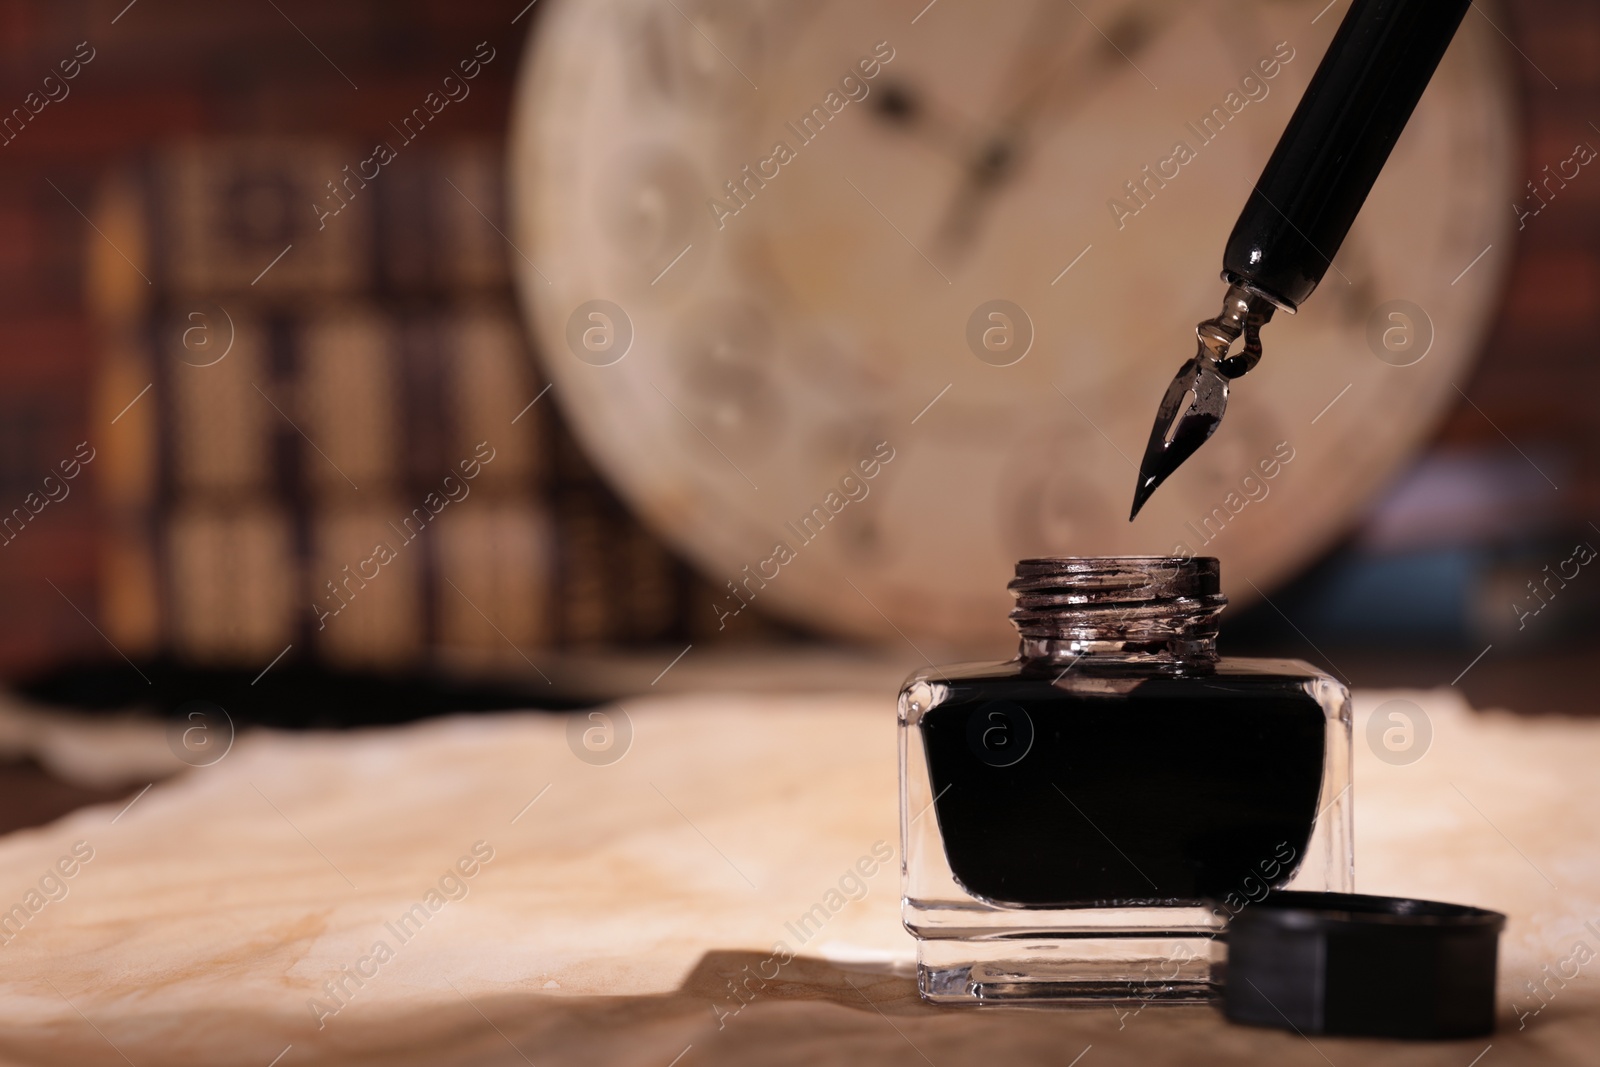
[915,934,1218,1004]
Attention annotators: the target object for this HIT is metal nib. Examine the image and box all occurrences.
[1129,284,1276,521]
[1130,357,1231,521]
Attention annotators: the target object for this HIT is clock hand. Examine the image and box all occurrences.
[870,81,992,166]
[933,0,1182,260]
[869,79,1035,257]
[929,0,1079,257]
[1131,0,1472,520]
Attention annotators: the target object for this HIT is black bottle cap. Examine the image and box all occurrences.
[1220,891,1506,1039]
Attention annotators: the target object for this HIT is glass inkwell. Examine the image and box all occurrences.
[899,556,1353,1003]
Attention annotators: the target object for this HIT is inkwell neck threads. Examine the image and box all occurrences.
[1008,556,1225,666]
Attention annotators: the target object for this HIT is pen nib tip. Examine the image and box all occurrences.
[1128,356,1230,520]
[1128,479,1155,522]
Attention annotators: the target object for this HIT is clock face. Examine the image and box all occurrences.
[511,0,1517,652]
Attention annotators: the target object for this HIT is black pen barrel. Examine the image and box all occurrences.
[1222,0,1471,310]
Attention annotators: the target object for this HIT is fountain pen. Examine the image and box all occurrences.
[1130,0,1473,520]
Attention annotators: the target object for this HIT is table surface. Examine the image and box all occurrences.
[0,686,1595,1067]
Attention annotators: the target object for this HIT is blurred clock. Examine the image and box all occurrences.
[510,0,1517,652]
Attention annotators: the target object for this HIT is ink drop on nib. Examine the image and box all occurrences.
[899,556,1351,1003]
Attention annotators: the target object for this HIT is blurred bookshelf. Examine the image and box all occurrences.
[0,0,1595,721]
